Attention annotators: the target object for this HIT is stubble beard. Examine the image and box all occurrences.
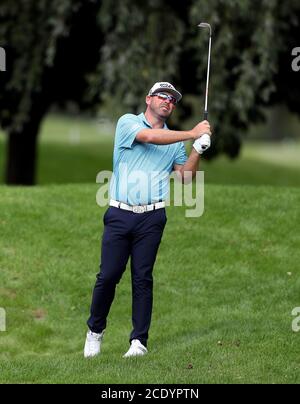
[152,104,173,121]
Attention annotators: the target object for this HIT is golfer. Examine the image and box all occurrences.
[84,82,212,358]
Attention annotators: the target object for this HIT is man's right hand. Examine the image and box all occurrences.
[190,120,211,140]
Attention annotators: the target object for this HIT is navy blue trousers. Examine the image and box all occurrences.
[87,206,167,347]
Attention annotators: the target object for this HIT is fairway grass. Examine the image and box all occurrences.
[0,183,300,383]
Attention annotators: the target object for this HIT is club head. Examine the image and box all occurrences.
[198,22,212,36]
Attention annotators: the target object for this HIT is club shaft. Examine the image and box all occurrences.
[204,35,212,119]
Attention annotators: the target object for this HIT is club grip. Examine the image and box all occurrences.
[204,111,208,120]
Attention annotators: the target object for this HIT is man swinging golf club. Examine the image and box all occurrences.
[84,23,213,359]
[84,81,212,358]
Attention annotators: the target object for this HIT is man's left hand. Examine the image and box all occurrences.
[193,134,211,154]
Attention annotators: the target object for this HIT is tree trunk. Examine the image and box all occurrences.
[5,119,42,185]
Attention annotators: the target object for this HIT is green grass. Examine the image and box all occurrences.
[0,114,300,383]
[0,183,300,384]
[1,113,300,186]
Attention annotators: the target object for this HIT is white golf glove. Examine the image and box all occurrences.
[193,134,211,154]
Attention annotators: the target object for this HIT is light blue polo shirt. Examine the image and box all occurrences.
[109,113,188,205]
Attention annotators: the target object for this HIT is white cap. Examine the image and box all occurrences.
[148,82,182,102]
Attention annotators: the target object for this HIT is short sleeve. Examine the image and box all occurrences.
[115,114,144,149]
[174,142,188,165]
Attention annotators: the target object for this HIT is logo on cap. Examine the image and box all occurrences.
[158,83,173,89]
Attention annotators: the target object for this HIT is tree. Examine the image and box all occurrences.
[1,0,300,185]
[0,0,102,184]
[93,0,300,159]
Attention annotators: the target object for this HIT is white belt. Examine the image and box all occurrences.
[109,199,165,214]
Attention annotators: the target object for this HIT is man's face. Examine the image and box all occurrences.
[146,91,177,119]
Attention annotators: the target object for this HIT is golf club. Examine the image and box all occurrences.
[198,22,212,121]
[198,22,211,150]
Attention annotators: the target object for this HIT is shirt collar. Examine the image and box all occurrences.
[139,113,168,129]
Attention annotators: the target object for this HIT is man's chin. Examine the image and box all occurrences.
[159,109,172,118]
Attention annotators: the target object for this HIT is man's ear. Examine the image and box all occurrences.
[145,95,151,106]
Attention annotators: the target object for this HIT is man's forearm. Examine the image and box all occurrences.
[177,148,200,184]
[137,128,194,145]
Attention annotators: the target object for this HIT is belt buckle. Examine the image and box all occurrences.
[133,205,146,214]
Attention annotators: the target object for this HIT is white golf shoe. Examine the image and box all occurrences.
[123,339,148,358]
[84,330,104,358]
